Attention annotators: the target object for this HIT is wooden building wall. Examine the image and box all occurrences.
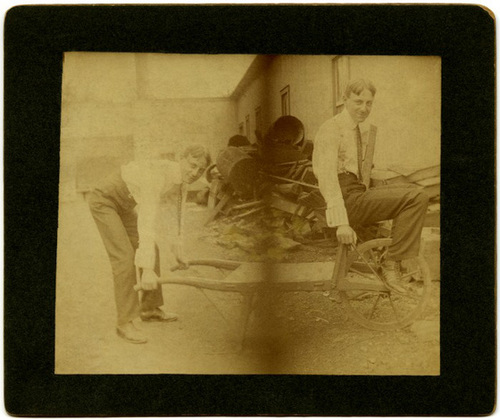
[60,52,238,200]
[235,55,441,172]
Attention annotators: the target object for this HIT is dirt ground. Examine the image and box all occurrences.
[55,198,440,375]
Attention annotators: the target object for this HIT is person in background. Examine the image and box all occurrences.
[88,144,211,344]
[312,79,429,292]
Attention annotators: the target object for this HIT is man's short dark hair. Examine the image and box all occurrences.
[343,79,377,98]
[180,144,212,168]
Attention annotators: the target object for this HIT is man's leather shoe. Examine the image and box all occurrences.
[380,260,407,294]
[116,322,147,344]
[140,308,178,322]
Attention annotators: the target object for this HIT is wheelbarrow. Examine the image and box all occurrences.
[135,239,432,347]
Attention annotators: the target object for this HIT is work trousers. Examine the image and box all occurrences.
[88,172,164,325]
[339,173,429,261]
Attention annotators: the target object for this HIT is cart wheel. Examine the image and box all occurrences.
[338,238,432,331]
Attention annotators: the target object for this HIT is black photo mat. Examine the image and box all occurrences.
[4,5,495,416]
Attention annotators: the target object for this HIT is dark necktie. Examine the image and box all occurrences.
[355,125,363,182]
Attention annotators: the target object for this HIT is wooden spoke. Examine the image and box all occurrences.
[401,270,419,280]
[367,294,382,320]
[389,295,402,321]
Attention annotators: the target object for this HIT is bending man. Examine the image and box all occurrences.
[88,144,211,344]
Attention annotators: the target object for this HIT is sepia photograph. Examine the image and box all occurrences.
[4,3,495,415]
[55,53,441,375]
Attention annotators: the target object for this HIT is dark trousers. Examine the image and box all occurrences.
[339,173,429,261]
[88,172,164,325]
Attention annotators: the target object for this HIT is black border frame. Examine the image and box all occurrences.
[4,5,496,416]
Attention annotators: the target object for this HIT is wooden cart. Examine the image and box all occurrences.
[136,239,432,346]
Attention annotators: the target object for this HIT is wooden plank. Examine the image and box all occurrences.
[170,259,242,271]
[405,165,441,182]
[387,164,440,182]
[207,179,222,209]
[371,166,441,188]
[275,159,310,167]
[263,173,319,189]
[416,176,440,187]
[204,191,232,225]
[370,168,403,181]
[232,205,266,220]
[269,193,301,215]
[224,261,336,285]
[229,200,264,212]
[273,183,300,197]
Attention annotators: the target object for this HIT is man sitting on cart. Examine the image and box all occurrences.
[312,79,429,293]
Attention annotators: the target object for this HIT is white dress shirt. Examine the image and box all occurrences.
[312,109,368,227]
[121,160,185,270]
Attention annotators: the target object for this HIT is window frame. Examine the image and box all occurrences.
[332,56,350,109]
[280,85,290,116]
